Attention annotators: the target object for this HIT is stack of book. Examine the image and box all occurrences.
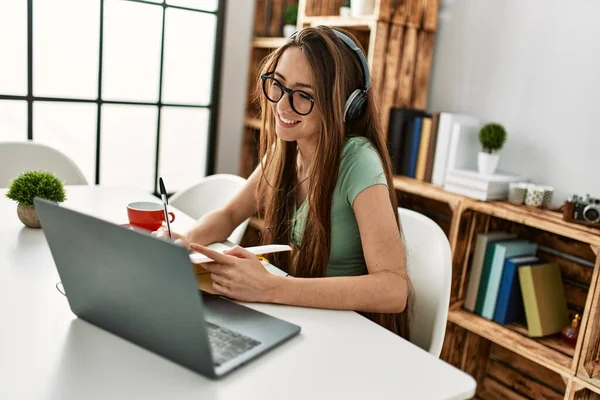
[464,232,570,337]
[386,108,482,184]
[443,169,526,201]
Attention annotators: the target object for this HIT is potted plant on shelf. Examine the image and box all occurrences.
[340,0,351,17]
[283,3,298,38]
[478,122,507,175]
[351,0,374,17]
[5,170,67,228]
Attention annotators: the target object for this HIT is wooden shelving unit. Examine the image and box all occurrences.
[393,176,600,400]
[252,37,288,49]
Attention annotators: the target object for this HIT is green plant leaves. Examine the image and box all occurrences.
[5,170,67,207]
[479,123,507,153]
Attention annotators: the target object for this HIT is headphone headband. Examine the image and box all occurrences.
[331,30,371,91]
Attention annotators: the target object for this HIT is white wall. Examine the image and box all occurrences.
[215,0,255,175]
[428,0,600,205]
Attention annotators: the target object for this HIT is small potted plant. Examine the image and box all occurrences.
[478,123,507,175]
[340,0,351,16]
[5,170,67,228]
[283,3,298,38]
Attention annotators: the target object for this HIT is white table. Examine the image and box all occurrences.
[0,185,476,400]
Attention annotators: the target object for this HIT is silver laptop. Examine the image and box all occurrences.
[34,197,300,379]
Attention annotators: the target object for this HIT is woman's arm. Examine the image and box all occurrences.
[193,184,408,314]
[268,184,408,313]
[183,165,262,246]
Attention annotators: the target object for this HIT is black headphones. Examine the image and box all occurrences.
[290,28,371,122]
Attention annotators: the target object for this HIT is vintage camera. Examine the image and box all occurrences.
[563,194,600,228]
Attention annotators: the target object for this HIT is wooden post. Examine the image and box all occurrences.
[394,26,418,107]
[380,23,404,134]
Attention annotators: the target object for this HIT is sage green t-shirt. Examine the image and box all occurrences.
[291,136,388,277]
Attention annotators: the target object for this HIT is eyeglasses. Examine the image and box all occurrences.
[260,72,315,116]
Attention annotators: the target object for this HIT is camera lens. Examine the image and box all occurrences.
[583,204,600,223]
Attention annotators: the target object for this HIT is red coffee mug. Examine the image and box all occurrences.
[127,201,175,232]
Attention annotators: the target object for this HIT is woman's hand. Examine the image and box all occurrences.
[190,244,280,303]
[151,227,192,249]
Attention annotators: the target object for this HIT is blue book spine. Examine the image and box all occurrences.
[407,118,422,178]
[493,256,543,324]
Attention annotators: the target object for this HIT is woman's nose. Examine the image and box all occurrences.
[276,92,293,114]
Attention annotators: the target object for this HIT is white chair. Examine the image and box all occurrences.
[0,141,88,187]
[399,207,452,358]
[169,174,249,245]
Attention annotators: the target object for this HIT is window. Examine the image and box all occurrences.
[0,0,224,193]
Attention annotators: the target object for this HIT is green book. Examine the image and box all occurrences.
[519,263,569,337]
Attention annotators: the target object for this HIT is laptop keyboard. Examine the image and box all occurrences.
[206,322,261,366]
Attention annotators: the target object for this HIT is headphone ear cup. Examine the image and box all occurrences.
[343,89,367,122]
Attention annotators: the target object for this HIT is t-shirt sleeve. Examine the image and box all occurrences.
[338,139,388,207]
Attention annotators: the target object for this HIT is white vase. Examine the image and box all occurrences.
[478,152,500,175]
[350,0,374,17]
[340,6,351,17]
[283,24,296,38]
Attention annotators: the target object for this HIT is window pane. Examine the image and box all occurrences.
[166,0,218,12]
[100,104,157,191]
[158,107,208,192]
[0,0,27,95]
[162,9,216,105]
[102,0,162,102]
[0,100,27,141]
[33,102,97,184]
[33,0,100,99]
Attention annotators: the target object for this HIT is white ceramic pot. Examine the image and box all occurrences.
[350,0,374,17]
[477,152,500,175]
[283,24,296,38]
[340,6,351,17]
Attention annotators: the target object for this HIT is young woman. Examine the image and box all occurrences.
[155,26,412,338]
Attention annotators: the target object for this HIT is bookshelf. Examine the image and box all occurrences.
[239,0,440,178]
[393,176,600,400]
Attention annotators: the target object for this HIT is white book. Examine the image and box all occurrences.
[445,169,526,193]
[443,183,507,201]
[189,244,292,264]
[431,113,479,186]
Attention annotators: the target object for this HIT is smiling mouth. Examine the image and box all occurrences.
[277,112,301,127]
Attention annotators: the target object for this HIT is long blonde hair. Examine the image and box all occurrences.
[256,26,411,339]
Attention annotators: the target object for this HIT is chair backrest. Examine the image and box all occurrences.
[399,207,452,357]
[0,141,88,187]
[169,174,249,245]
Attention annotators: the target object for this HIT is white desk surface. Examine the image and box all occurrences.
[0,185,476,400]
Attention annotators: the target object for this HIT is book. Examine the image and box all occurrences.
[401,117,423,178]
[519,263,570,337]
[445,169,526,193]
[190,244,292,264]
[387,108,428,175]
[493,255,543,325]
[480,240,538,320]
[430,113,479,186]
[415,117,432,181]
[464,232,516,312]
[423,112,440,182]
[443,183,508,201]
[193,244,292,294]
